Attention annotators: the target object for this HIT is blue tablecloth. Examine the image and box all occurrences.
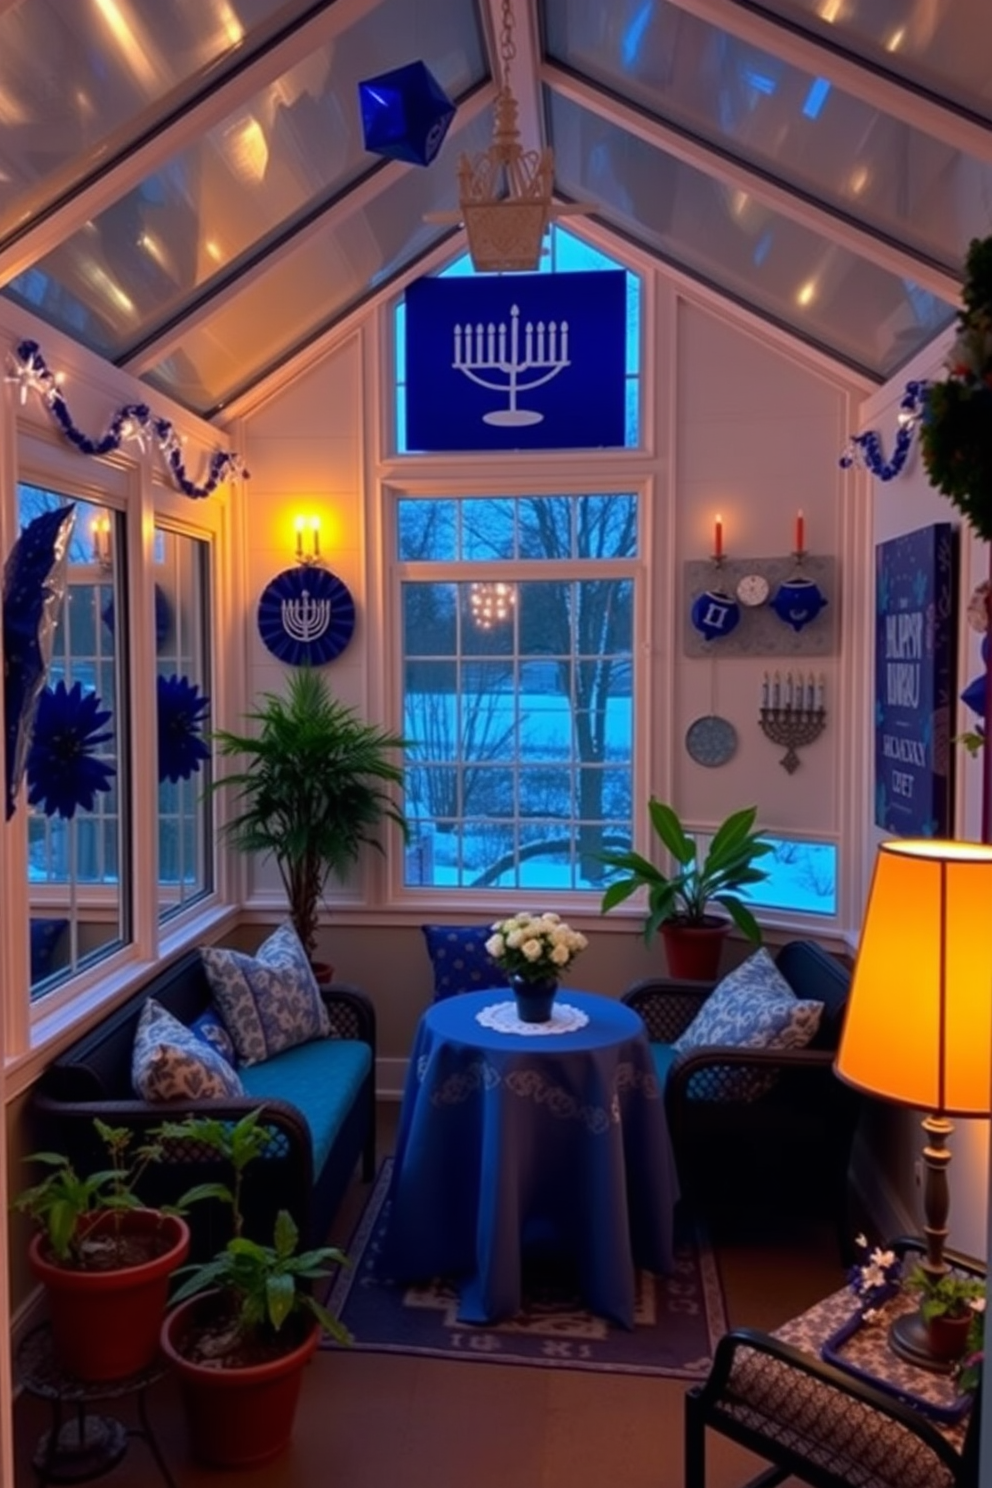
[383,989,679,1328]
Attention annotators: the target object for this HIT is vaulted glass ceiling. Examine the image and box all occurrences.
[1,0,988,418]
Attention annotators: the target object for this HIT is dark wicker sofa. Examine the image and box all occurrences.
[32,948,376,1258]
[623,939,859,1246]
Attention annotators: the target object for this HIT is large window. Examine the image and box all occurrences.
[398,493,637,891]
[18,482,128,997]
[155,526,213,921]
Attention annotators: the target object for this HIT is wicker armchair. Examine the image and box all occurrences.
[685,1238,983,1488]
[623,940,859,1246]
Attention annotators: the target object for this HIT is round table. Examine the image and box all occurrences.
[383,989,679,1328]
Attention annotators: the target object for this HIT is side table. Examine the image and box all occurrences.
[16,1324,177,1487]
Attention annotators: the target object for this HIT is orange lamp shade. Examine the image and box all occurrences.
[835,838,992,1117]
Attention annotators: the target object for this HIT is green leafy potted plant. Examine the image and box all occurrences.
[212,668,407,970]
[904,1265,985,1363]
[12,1119,190,1380]
[599,800,772,979]
[158,1109,350,1468]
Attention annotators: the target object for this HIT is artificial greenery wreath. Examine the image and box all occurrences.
[919,236,992,541]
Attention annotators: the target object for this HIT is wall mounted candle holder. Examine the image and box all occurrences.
[759,670,827,773]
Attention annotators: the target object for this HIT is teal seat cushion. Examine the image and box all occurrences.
[240,1038,371,1179]
[650,1041,679,1091]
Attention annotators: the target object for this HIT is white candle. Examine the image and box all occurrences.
[772,671,781,710]
[783,671,793,711]
[805,672,816,712]
[816,674,825,711]
[761,671,770,709]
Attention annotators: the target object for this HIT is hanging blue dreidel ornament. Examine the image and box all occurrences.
[691,589,741,642]
[358,60,456,166]
[770,575,827,632]
[960,634,990,726]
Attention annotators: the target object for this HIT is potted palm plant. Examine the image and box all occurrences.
[212,668,407,971]
[159,1109,349,1468]
[12,1119,190,1381]
[599,800,772,979]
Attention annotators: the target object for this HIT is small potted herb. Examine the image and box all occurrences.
[158,1109,350,1468]
[904,1265,986,1362]
[12,1119,190,1380]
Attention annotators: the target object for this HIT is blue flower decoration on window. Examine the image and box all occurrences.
[158,674,211,783]
[26,681,115,818]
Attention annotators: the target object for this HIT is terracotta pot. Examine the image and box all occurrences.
[660,919,730,981]
[927,1310,973,1362]
[161,1292,320,1468]
[30,1209,190,1381]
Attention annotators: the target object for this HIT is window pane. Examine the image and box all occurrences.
[155,528,213,921]
[399,503,637,893]
[18,483,128,998]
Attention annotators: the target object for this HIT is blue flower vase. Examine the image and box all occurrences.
[511,975,558,1024]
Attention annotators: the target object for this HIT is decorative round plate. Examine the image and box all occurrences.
[257,566,356,667]
[685,714,738,768]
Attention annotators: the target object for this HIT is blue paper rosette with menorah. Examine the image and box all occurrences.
[257,567,356,667]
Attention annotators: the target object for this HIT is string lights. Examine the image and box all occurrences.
[470,580,516,630]
[839,379,929,481]
[4,340,249,499]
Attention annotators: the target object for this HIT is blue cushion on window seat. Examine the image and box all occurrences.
[422,923,510,1000]
[239,1038,372,1179]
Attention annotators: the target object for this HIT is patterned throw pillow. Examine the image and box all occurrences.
[189,1008,238,1067]
[671,948,824,1101]
[201,922,330,1068]
[132,998,244,1101]
[421,924,510,1001]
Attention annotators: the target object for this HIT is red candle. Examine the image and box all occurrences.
[795,509,805,554]
[714,514,723,559]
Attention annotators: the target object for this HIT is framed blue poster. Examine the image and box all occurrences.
[405,270,626,451]
[874,523,957,836]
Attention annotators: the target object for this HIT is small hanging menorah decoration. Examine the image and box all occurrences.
[759,670,826,773]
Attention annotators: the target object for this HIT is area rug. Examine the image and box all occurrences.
[323,1160,727,1377]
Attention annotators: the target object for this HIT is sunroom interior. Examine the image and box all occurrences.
[1,0,990,1479]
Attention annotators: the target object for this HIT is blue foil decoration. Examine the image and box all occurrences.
[770,576,828,633]
[690,589,741,642]
[158,674,211,783]
[3,505,76,819]
[257,567,357,667]
[359,60,456,166]
[26,680,115,819]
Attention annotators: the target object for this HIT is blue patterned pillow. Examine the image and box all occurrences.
[189,1008,238,1067]
[132,998,244,1101]
[422,924,510,1001]
[672,948,823,1101]
[201,922,330,1067]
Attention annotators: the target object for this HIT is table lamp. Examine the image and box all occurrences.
[835,838,992,1368]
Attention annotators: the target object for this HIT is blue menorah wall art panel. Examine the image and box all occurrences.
[257,567,356,667]
[405,270,626,451]
[874,522,957,837]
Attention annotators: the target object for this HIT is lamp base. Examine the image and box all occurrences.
[888,1309,958,1374]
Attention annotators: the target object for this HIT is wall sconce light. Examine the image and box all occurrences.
[294,516,321,565]
[90,515,112,568]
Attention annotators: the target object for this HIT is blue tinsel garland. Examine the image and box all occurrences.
[5,340,249,498]
[839,379,930,481]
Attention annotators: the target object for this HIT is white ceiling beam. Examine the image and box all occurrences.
[664,0,992,166]
[545,64,960,304]
[481,0,544,151]
[120,84,497,379]
[0,0,385,289]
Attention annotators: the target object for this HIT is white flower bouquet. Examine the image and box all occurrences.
[485,912,588,985]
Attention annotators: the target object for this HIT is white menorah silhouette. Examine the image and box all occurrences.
[452,304,570,426]
[281,591,331,643]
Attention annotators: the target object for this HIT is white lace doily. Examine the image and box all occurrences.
[475,1000,590,1036]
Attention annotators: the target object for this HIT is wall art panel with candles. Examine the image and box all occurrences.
[682,555,837,658]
